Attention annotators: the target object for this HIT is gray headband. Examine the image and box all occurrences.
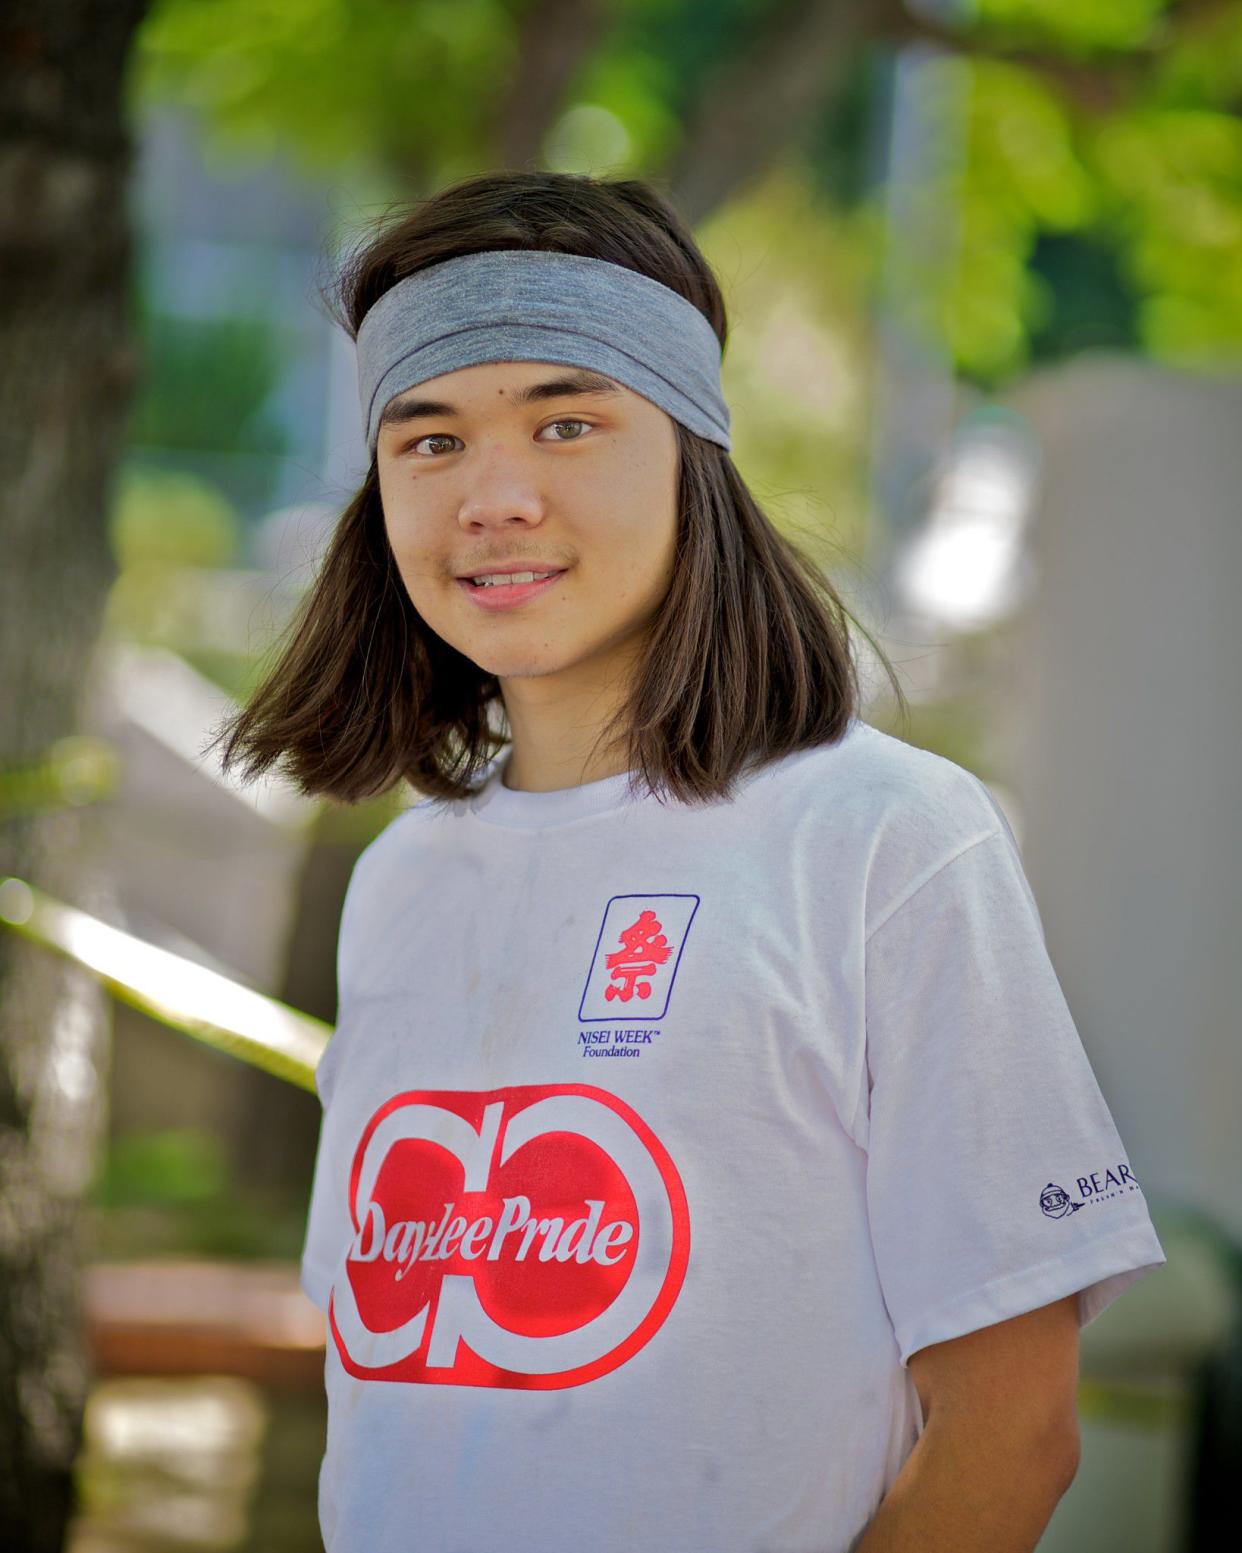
[355,248,731,457]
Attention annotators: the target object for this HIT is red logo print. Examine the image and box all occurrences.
[328,1084,690,1388]
[604,908,673,1003]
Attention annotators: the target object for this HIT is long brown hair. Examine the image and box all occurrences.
[208,170,907,810]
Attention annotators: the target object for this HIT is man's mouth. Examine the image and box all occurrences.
[463,568,565,588]
[456,570,569,608]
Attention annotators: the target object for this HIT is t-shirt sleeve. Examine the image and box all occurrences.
[861,824,1167,1368]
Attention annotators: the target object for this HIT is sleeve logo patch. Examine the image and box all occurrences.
[1040,1162,1141,1220]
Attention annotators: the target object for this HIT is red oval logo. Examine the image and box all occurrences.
[327,1084,691,1388]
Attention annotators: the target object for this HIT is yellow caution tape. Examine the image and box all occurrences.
[0,875,330,1094]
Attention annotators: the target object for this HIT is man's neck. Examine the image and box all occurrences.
[501,744,635,794]
[497,652,641,794]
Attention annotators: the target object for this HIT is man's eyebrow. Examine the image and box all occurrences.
[378,369,622,432]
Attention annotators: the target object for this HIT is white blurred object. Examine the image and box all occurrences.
[100,640,316,828]
[892,407,1041,631]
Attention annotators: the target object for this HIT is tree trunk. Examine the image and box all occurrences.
[0,2,150,1546]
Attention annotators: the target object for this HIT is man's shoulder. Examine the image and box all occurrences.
[755,723,1015,922]
[757,720,1005,834]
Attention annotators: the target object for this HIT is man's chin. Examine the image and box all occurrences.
[454,642,585,681]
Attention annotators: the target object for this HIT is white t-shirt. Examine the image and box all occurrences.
[300,717,1166,1553]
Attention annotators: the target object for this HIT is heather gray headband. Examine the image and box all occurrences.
[355,248,731,457]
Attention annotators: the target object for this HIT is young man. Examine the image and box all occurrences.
[220,174,1167,1552]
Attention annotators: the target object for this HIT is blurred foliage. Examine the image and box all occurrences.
[133,0,1242,390]
[109,465,242,569]
[125,276,289,457]
[131,0,521,175]
[695,162,879,566]
[1088,103,1242,362]
[1027,230,1143,359]
[930,0,1242,380]
[102,465,275,695]
[103,464,242,654]
[86,1127,308,1259]
[971,0,1175,54]
[90,1127,230,1209]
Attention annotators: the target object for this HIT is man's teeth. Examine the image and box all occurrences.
[470,571,556,587]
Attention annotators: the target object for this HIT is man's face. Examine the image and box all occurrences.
[375,361,680,689]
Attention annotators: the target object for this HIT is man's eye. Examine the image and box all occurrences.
[540,419,593,441]
[410,433,458,456]
[407,420,594,456]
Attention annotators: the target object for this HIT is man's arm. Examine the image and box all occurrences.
[853,1294,1082,1553]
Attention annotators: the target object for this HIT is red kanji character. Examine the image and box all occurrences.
[604,909,673,1002]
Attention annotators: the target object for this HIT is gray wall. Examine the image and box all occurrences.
[1000,354,1242,1240]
